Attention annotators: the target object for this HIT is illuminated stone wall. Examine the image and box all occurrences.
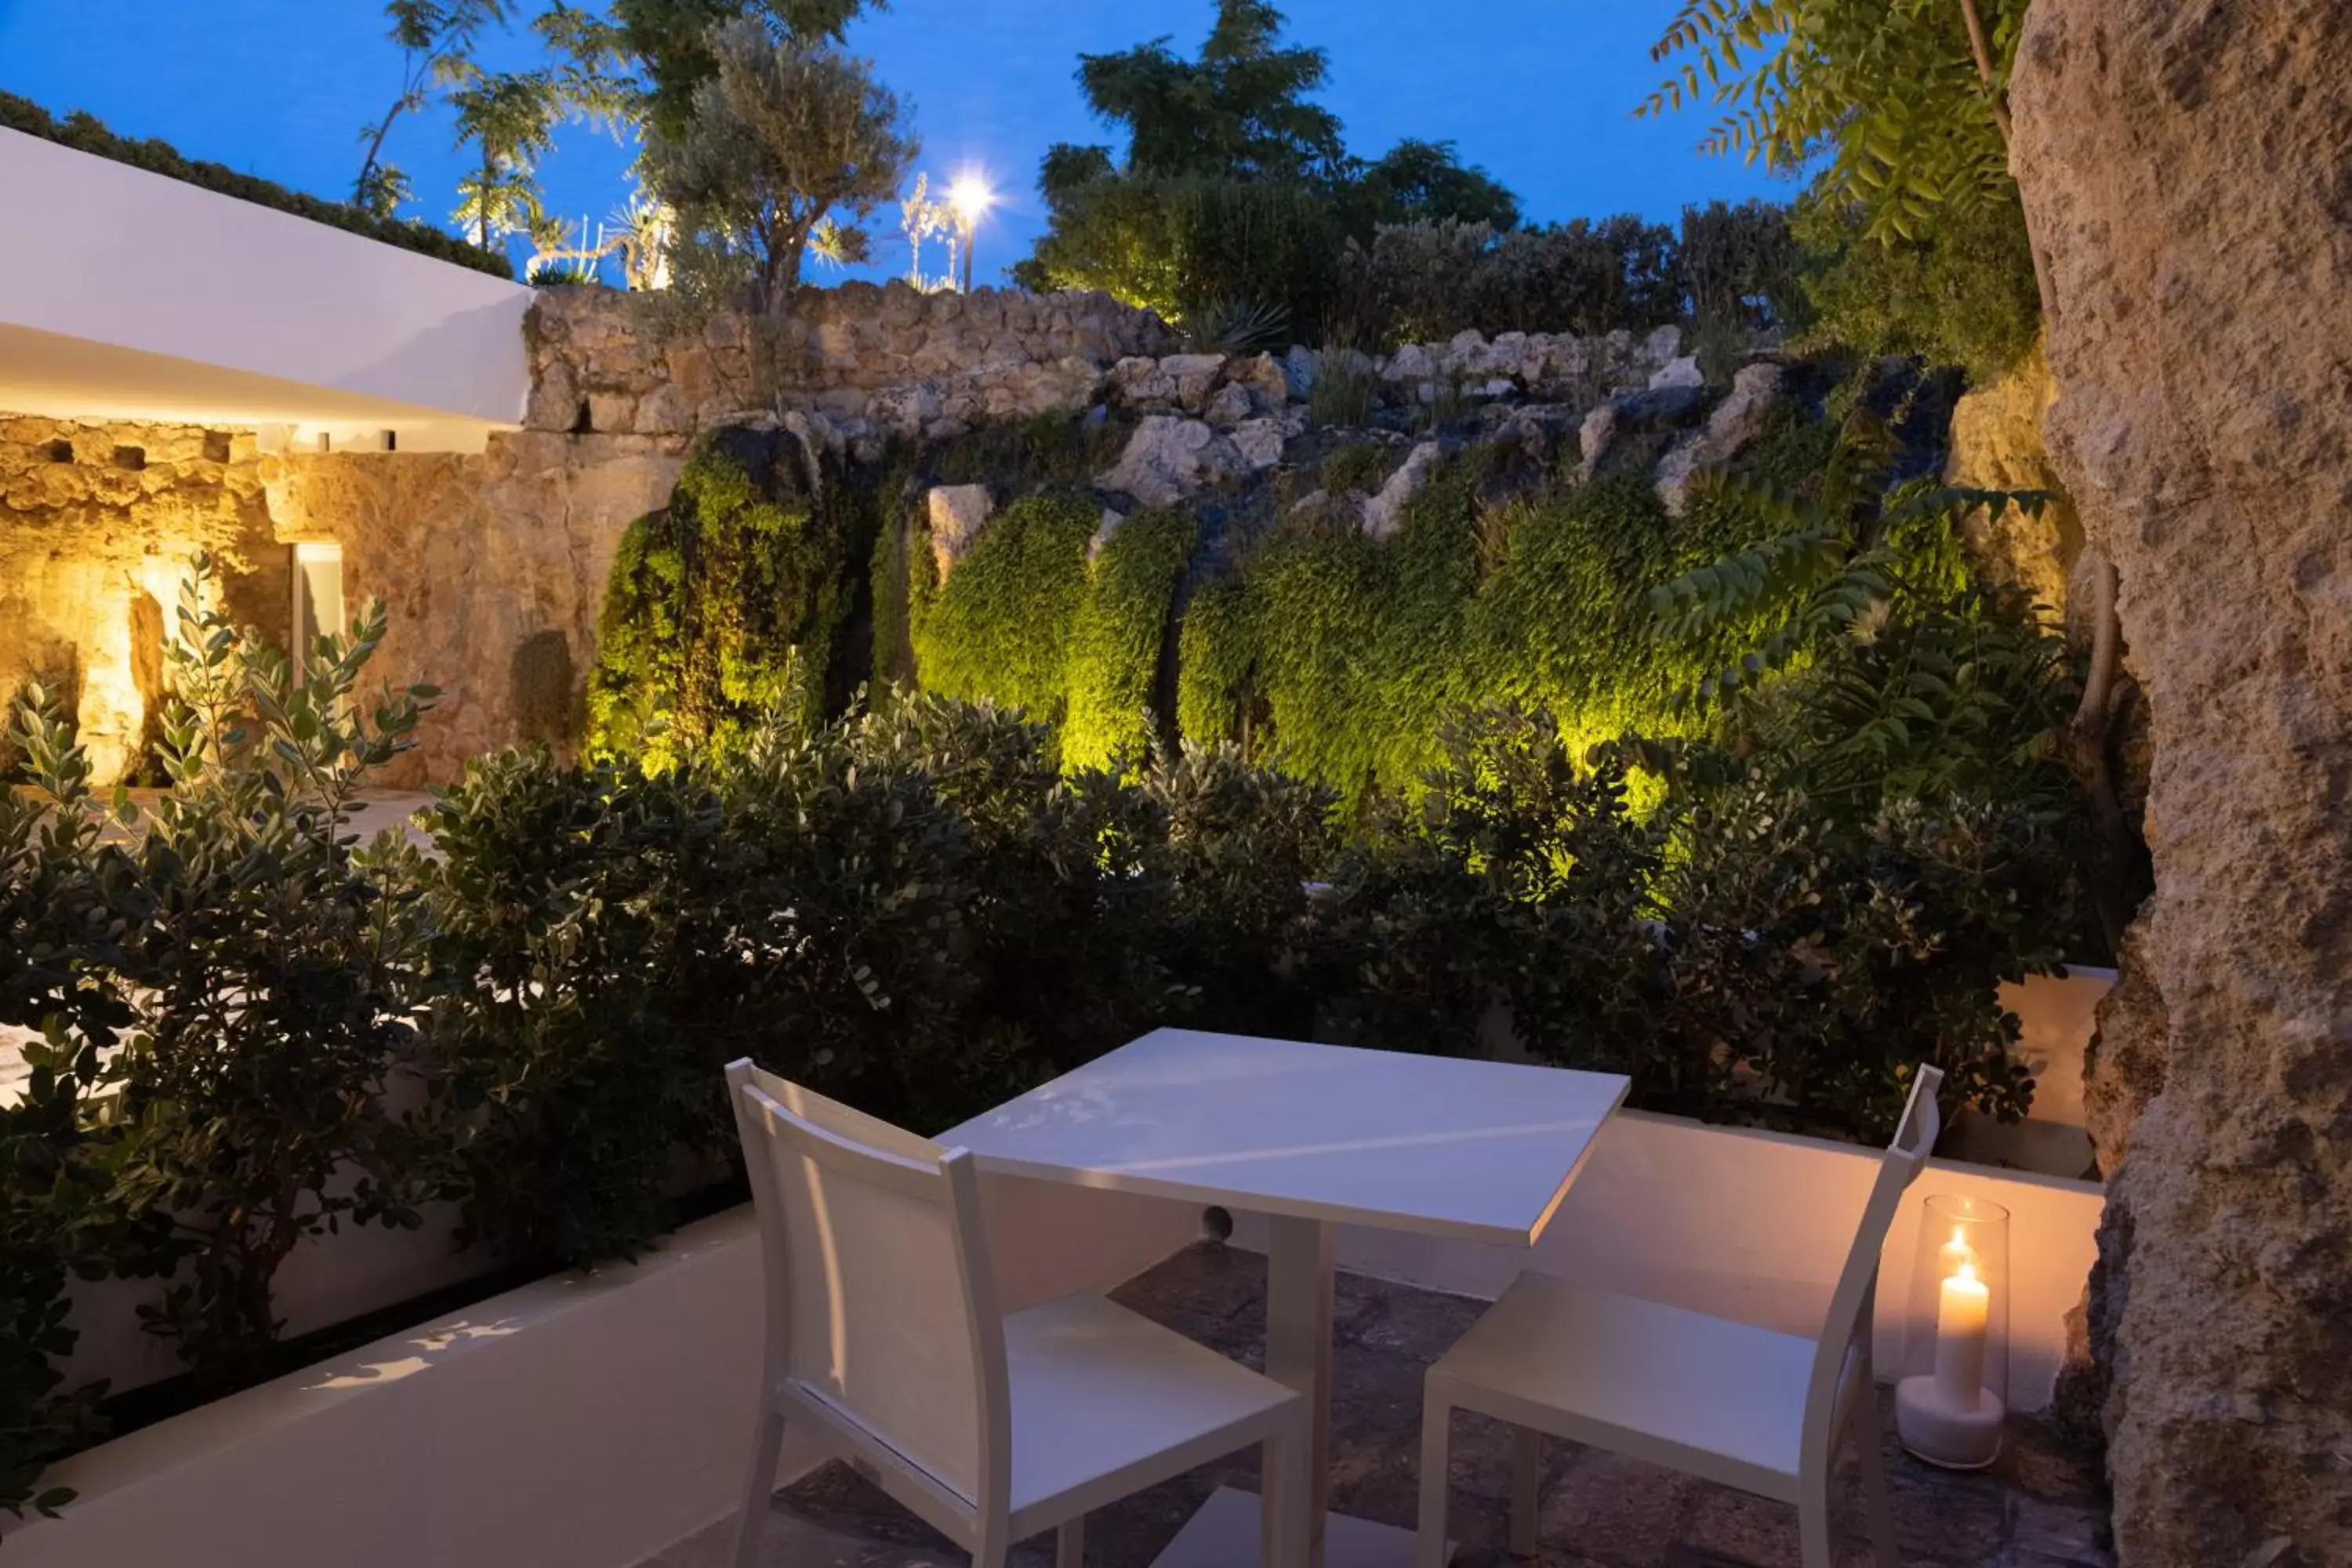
[0,416,285,781]
[260,431,685,786]
[0,413,682,788]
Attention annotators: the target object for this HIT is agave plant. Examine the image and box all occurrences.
[1179,296,1293,356]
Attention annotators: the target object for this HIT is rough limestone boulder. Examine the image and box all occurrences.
[2013,2,2352,1563]
[1360,441,1443,541]
[926,485,993,581]
[1094,416,1248,510]
[1577,383,1710,481]
[1944,342,2083,625]
[1654,362,1784,517]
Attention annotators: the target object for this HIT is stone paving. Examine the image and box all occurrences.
[647,1243,2114,1568]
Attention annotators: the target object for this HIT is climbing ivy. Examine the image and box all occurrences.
[1159,410,1842,810]
[1176,573,1257,750]
[909,493,1101,733]
[1065,510,1200,769]
[586,431,850,773]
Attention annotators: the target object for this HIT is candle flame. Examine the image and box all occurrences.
[1956,1261,1980,1287]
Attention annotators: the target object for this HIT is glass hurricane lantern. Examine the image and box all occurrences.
[1894,1192,2010,1468]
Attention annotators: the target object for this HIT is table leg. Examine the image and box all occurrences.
[1261,1214,1334,1568]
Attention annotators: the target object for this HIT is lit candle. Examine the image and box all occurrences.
[1939,1225,1976,1279]
[1933,1261,1991,1406]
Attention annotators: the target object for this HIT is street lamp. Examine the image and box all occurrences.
[949,174,993,293]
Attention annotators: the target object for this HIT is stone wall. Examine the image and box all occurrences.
[2013,2,2352,1565]
[0,416,285,780]
[262,431,684,786]
[0,412,682,789]
[1944,341,2089,628]
[525,281,1178,446]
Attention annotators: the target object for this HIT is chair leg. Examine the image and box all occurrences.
[1796,1486,1836,1568]
[1854,1404,1900,1568]
[730,1402,789,1568]
[1508,1425,1541,1558]
[1414,1394,1451,1568]
[1263,1423,1313,1568]
[1055,1515,1085,1568]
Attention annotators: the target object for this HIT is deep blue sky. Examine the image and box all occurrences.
[0,0,1795,283]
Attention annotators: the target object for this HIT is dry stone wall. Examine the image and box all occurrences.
[526,281,1178,446]
[2013,2,2352,1563]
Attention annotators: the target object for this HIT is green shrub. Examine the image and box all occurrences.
[1794,187,2043,384]
[1316,710,1669,1065]
[1015,176,1342,336]
[1175,573,1257,749]
[105,562,438,1385]
[1674,198,1808,336]
[587,428,851,771]
[1238,459,1482,804]
[1143,743,1338,1040]
[0,91,511,278]
[1065,510,1199,769]
[909,493,1099,731]
[1334,214,1682,344]
[1318,442,1394,496]
[0,693,142,1533]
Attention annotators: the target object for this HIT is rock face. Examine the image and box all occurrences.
[1094,416,1249,510]
[0,417,285,781]
[1360,441,1442,541]
[1654,362,1784,517]
[261,433,686,785]
[925,485,993,582]
[1944,341,2084,625]
[2012,3,2352,1564]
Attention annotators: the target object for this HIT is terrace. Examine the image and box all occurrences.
[4,3,2346,1568]
[654,1245,2115,1568]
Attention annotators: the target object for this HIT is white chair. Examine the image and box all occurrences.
[724,1058,1312,1568]
[1416,1065,1945,1568]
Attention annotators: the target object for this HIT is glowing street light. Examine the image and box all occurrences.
[948,173,993,293]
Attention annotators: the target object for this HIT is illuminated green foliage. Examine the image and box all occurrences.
[586,430,848,771]
[1065,510,1199,769]
[909,494,1099,731]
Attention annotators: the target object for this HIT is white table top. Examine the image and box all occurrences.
[940,1029,1629,1248]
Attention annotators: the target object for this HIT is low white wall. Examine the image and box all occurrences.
[1232,1110,2102,1411]
[1943,967,2116,1177]
[9,1175,1202,1568]
[0,127,532,447]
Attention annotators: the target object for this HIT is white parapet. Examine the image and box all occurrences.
[0,128,533,452]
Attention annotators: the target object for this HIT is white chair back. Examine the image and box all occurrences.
[1798,1064,1944,1466]
[726,1060,1009,1510]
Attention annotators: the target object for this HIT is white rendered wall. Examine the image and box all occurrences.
[8,1178,1205,1568]
[0,128,532,448]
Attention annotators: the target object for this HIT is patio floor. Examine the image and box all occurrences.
[644,1242,2114,1568]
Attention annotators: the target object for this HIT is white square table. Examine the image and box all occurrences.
[941,1028,1630,1568]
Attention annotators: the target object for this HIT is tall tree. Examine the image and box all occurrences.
[642,17,916,307]
[588,0,874,142]
[446,66,565,251]
[354,0,513,218]
[1044,0,1344,191]
[1343,138,1520,232]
